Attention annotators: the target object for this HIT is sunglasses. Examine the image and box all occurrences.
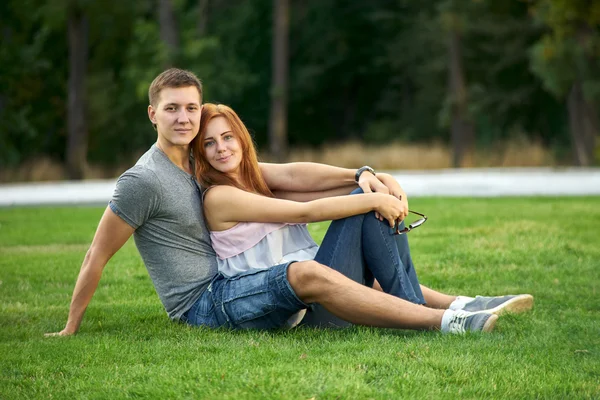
[393,210,427,235]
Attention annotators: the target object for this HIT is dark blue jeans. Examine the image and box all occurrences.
[184,189,425,330]
[303,189,425,328]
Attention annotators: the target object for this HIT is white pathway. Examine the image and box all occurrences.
[1,168,599,207]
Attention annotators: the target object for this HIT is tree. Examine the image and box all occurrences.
[197,0,209,36]
[66,2,89,179]
[268,0,289,161]
[441,1,475,168]
[158,0,180,66]
[530,0,600,166]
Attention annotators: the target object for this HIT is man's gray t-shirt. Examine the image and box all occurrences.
[109,145,216,320]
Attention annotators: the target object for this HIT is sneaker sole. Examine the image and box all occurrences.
[482,314,498,332]
[488,294,534,316]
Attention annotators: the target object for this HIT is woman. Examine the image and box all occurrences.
[191,103,531,331]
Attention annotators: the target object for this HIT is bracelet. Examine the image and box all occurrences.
[355,166,376,183]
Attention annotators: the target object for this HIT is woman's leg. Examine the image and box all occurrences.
[288,261,498,333]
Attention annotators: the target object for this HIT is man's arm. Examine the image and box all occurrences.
[45,206,135,336]
[272,185,357,202]
[261,163,408,211]
[259,162,355,192]
[260,162,394,194]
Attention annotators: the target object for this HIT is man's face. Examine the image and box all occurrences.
[148,86,202,149]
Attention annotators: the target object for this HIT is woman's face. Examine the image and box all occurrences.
[202,116,243,177]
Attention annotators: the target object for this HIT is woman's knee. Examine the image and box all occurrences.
[287,260,332,303]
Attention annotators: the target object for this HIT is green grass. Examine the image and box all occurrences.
[1,197,599,399]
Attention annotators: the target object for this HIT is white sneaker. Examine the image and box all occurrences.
[441,309,498,334]
[450,294,534,315]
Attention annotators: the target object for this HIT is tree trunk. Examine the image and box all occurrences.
[66,7,88,180]
[158,0,179,66]
[448,27,475,168]
[268,0,289,162]
[567,81,598,166]
[197,0,209,36]
[568,23,599,166]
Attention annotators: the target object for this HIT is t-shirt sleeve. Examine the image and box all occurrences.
[109,166,162,229]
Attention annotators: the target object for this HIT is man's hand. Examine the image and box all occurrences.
[375,173,404,198]
[359,172,408,222]
[44,328,76,338]
[357,171,390,195]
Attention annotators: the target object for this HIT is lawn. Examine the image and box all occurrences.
[1,197,599,399]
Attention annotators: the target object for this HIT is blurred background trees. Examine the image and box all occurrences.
[0,0,599,180]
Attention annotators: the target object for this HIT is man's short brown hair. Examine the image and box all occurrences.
[148,68,203,106]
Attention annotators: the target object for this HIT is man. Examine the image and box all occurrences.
[47,68,532,337]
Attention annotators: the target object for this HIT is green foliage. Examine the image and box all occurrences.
[1,0,597,167]
[1,198,599,398]
[529,0,600,101]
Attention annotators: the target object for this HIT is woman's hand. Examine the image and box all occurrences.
[360,173,408,223]
[371,193,408,227]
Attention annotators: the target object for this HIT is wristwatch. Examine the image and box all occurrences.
[355,166,376,183]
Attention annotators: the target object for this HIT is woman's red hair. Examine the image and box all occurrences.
[192,103,273,197]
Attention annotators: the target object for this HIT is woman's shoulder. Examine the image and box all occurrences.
[202,185,261,211]
[202,184,240,200]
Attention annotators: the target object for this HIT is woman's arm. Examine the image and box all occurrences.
[203,185,406,232]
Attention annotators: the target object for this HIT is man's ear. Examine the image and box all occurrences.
[148,105,156,124]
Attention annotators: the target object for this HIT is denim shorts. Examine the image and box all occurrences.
[181,262,308,330]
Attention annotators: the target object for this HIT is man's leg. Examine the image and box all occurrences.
[371,276,457,308]
[304,203,428,326]
[387,218,458,307]
[302,213,369,327]
[361,215,425,303]
[419,285,457,309]
[391,223,533,314]
[390,220,533,314]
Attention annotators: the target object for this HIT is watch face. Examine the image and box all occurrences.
[356,166,374,182]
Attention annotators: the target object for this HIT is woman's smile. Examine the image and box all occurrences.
[216,154,232,163]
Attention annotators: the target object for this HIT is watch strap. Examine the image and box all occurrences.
[355,166,376,183]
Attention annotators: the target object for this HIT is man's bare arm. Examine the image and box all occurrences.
[259,162,393,194]
[261,162,409,220]
[272,185,357,202]
[45,206,135,336]
[259,162,355,192]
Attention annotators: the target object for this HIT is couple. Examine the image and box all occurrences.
[47,68,533,337]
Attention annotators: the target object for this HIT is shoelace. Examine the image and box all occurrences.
[448,310,471,333]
